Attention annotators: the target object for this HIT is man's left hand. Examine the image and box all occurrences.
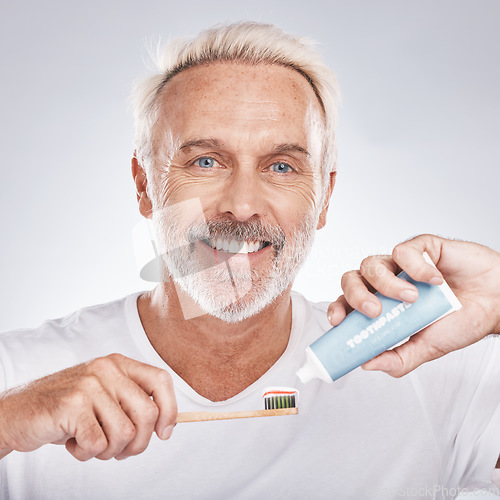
[328,234,500,377]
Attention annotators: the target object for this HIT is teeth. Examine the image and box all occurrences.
[208,238,268,254]
[228,240,240,253]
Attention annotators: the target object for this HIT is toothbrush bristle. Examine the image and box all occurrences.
[262,387,299,410]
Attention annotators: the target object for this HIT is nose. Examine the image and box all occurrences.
[216,167,267,221]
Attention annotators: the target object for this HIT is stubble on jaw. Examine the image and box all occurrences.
[152,197,319,323]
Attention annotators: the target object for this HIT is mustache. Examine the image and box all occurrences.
[186,216,286,253]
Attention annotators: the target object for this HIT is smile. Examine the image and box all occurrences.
[202,238,271,254]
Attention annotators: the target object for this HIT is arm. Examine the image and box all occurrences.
[328,234,500,377]
[0,353,177,461]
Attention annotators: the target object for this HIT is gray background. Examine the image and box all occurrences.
[1,0,499,332]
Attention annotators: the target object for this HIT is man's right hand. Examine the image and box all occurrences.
[0,353,177,461]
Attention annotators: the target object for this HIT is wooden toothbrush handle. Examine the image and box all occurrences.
[177,407,298,423]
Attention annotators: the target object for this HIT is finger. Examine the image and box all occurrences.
[61,371,133,461]
[341,270,382,318]
[114,379,160,460]
[65,412,108,462]
[392,235,444,285]
[361,330,446,377]
[360,255,419,303]
[94,394,137,460]
[327,295,353,326]
[119,356,178,440]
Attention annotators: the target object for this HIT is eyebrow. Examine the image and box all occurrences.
[272,143,311,158]
[179,139,310,157]
[179,139,224,151]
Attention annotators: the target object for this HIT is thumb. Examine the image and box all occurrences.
[327,295,352,326]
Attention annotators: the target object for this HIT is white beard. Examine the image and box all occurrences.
[152,199,318,323]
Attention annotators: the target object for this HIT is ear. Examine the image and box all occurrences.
[316,170,336,230]
[131,154,153,219]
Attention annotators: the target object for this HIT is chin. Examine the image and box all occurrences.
[175,273,289,324]
[200,297,276,324]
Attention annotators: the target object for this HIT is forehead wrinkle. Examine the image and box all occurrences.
[220,98,282,121]
[180,100,284,124]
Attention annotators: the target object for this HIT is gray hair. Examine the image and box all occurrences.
[131,21,340,183]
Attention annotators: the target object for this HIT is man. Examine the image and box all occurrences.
[0,22,499,499]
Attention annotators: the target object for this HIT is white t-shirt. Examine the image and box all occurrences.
[0,291,499,500]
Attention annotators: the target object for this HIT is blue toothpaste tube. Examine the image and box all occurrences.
[296,253,462,384]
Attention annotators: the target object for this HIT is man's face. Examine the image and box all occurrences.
[146,61,332,322]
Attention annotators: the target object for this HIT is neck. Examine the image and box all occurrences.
[137,280,293,401]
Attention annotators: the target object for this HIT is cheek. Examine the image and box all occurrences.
[265,181,321,231]
[150,168,224,210]
[267,174,322,213]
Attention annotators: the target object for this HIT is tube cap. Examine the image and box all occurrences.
[296,362,316,384]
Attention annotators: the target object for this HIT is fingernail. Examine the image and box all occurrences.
[429,276,443,285]
[361,363,375,371]
[328,312,334,324]
[400,289,418,303]
[362,301,379,317]
[160,425,175,440]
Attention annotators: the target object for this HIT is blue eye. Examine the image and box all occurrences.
[196,157,215,168]
[272,162,292,173]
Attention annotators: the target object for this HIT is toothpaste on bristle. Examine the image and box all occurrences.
[262,387,299,410]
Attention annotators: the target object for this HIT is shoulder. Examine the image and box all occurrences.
[0,293,138,344]
[408,336,500,442]
[409,337,500,486]
[0,292,143,388]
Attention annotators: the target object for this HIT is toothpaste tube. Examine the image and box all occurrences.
[296,253,462,384]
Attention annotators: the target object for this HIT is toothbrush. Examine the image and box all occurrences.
[176,387,299,423]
